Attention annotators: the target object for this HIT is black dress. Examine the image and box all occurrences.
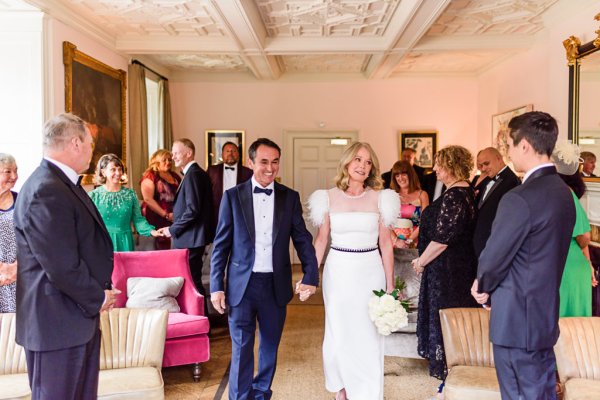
[416,186,479,380]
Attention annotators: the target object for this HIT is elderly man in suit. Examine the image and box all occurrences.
[472,111,575,400]
[472,147,520,257]
[207,141,253,231]
[210,138,319,400]
[159,138,214,305]
[14,113,117,400]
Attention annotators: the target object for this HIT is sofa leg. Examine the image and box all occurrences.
[192,363,202,382]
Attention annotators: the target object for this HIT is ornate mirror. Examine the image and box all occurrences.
[564,13,600,182]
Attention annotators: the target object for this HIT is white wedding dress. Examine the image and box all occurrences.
[308,188,399,400]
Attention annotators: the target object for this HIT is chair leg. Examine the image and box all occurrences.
[192,362,202,382]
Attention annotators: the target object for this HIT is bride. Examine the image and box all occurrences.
[308,142,399,400]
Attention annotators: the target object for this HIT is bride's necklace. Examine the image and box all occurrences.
[343,187,366,198]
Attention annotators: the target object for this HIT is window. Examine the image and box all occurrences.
[145,76,162,158]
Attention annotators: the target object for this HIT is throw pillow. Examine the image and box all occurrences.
[126,277,184,312]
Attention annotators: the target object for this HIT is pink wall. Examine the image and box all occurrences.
[49,18,128,116]
[170,77,478,177]
[477,2,600,148]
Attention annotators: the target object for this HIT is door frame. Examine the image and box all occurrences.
[282,129,359,187]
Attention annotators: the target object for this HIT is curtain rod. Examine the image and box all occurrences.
[132,59,168,81]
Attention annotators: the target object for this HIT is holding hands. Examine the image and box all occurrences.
[156,227,171,237]
[411,257,424,274]
[295,281,317,302]
[150,229,164,238]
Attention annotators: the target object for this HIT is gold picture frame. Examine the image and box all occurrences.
[205,130,246,168]
[492,104,533,163]
[63,41,127,184]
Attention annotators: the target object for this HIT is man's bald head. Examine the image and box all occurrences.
[477,147,506,179]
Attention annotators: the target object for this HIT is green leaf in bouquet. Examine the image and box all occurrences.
[372,289,386,297]
[395,276,406,291]
[400,300,411,312]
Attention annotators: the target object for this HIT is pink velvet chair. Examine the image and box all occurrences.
[112,249,210,381]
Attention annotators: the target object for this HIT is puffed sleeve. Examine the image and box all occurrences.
[307,190,329,227]
[378,189,400,228]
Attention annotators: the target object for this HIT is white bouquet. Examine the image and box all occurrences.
[368,289,409,336]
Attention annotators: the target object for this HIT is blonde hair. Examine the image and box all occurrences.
[334,142,383,191]
[145,149,173,174]
[435,145,473,181]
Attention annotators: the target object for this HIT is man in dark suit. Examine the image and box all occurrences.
[472,147,520,257]
[159,138,214,302]
[382,148,425,188]
[472,112,575,400]
[207,141,253,231]
[210,138,319,400]
[14,113,117,400]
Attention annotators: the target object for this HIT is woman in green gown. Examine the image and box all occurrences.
[89,154,161,251]
[553,143,598,317]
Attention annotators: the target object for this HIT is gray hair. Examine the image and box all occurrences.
[0,153,16,168]
[42,113,87,151]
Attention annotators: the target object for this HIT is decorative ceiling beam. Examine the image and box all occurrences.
[211,0,281,80]
[367,0,452,79]
[414,34,534,51]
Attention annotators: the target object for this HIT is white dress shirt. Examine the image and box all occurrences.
[223,164,237,192]
[251,176,274,273]
[481,165,508,202]
[44,157,79,185]
[523,163,554,183]
[182,160,196,175]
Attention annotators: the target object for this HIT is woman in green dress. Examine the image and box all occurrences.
[89,154,161,251]
[553,143,598,317]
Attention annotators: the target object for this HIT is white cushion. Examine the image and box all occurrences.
[126,277,183,312]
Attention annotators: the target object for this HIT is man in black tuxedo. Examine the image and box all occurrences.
[382,148,425,188]
[472,147,520,257]
[207,141,253,232]
[472,112,575,400]
[14,113,117,400]
[159,138,214,302]
[210,138,318,400]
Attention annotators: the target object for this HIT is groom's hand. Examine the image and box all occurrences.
[295,281,316,301]
[211,291,226,314]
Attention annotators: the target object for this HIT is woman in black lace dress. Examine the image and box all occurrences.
[412,145,478,395]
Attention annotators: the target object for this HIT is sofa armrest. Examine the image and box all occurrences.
[99,308,168,371]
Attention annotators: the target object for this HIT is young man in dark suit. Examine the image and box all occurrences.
[472,147,520,257]
[210,138,319,400]
[14,113,117,400]
[207,141,253,232]
[472,111,575,400]
[159,138,214,303]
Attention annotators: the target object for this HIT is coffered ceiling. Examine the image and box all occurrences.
[6,0,587,80]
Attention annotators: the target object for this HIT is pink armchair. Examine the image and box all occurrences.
[112,249,210,381]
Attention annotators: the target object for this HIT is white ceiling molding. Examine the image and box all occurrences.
[18,0,591,81]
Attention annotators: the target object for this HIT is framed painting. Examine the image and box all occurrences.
[63,41,127,184]
[399,131,438,168]
[492,104,533,162]
[205,130,245,167]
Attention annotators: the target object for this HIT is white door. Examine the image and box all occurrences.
[287,133,357,264]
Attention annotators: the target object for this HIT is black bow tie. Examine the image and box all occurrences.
[224,166,235,170]
[253,186,273,196]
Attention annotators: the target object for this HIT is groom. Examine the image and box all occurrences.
[210,138,319,400]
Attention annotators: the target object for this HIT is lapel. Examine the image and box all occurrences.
[479,176,503,208]
[175,162,197,198]
[215,165,224,193]
[43,160,110,237]
[272,182,285,245]
[238,180,255,243]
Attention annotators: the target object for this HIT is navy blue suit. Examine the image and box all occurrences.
[211,179,318,399]
[170,162,214,301]
[477,166,575,399]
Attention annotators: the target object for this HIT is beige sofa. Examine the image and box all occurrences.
[0,308,168,400]
[555,317,600,400]
[439,308,501,400]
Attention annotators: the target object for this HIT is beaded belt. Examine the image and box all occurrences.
[330,246,378,253]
